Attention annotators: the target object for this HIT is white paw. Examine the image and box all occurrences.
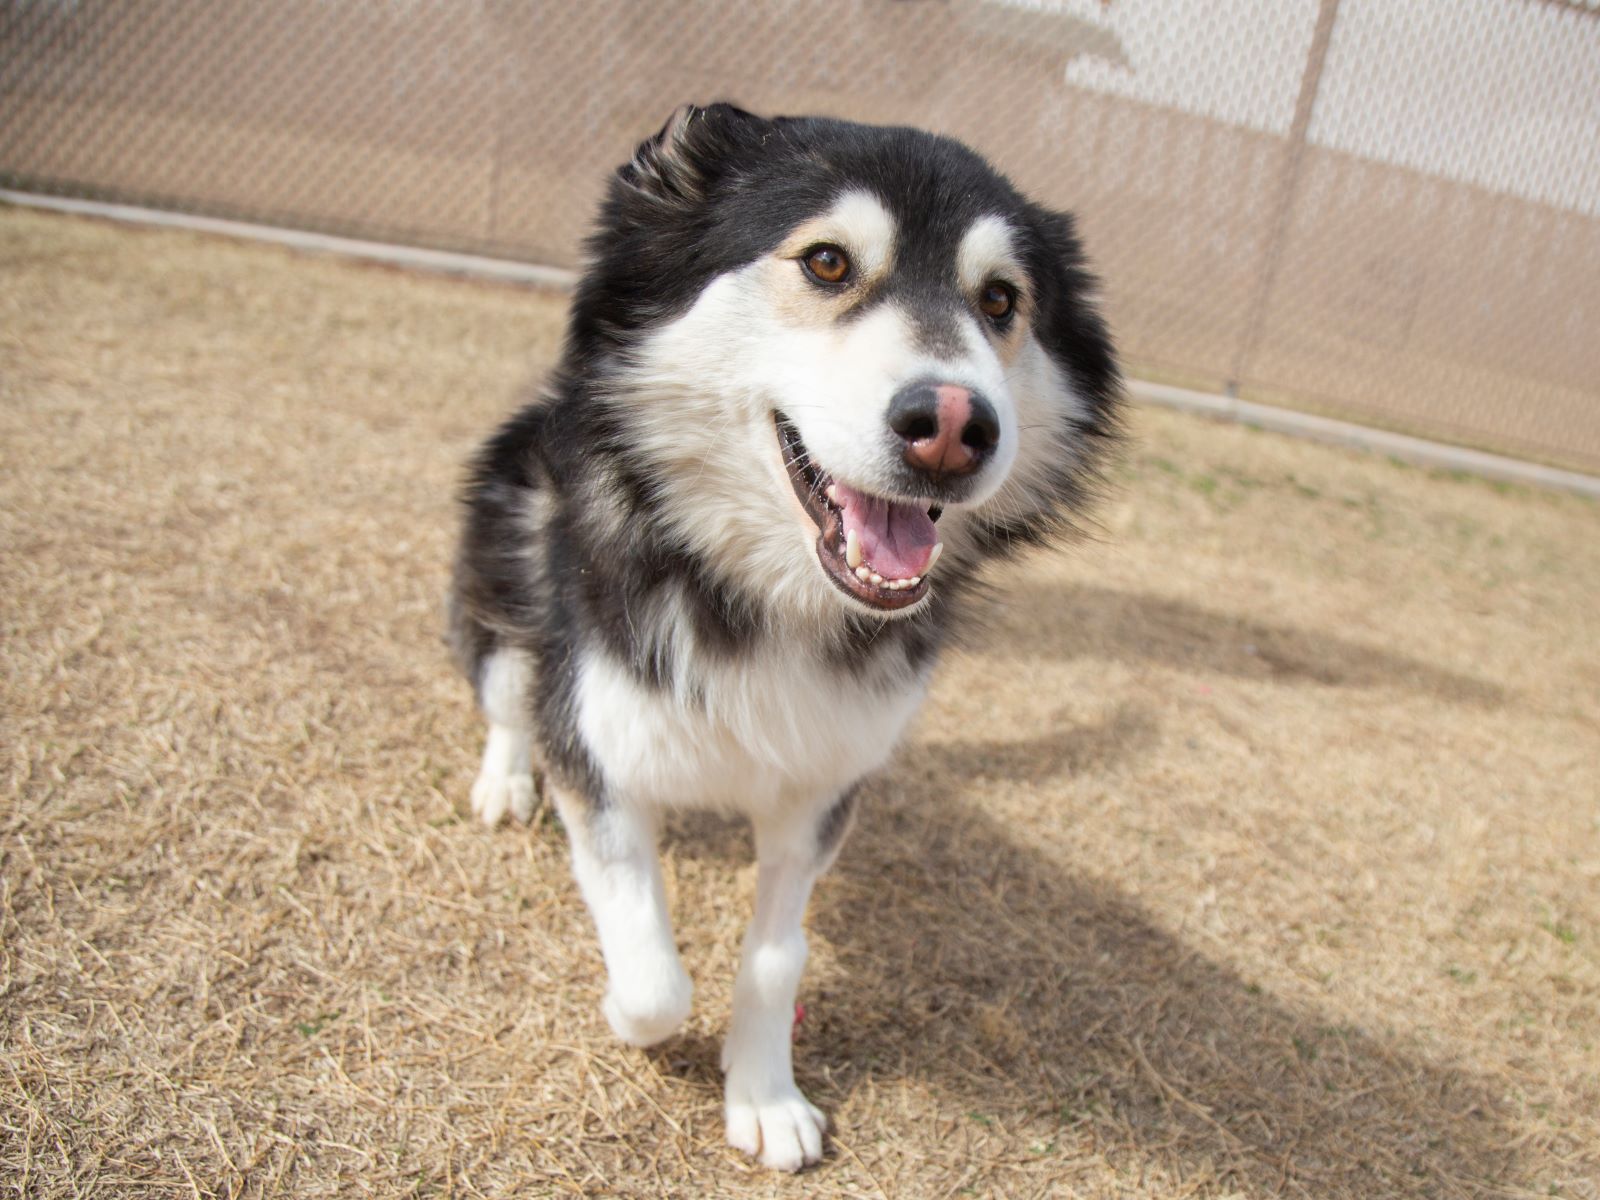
[724,1082,827,1172]
[470,772,535,827]
[601,968,693,1047]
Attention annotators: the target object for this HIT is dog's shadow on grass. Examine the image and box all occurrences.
[662,585,1520,1194]
[807,768,1519,1195]
[991,581,1507,706]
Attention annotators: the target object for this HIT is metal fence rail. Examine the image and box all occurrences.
[4,0,1597,470]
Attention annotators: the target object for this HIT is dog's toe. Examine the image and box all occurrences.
[470,773,535,827]
[725,1103,762,1157]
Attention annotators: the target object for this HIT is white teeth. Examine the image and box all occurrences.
[826,484,839,503]
[845,529,862,569]
[844,542,929,593]
[852,568,924,592]
[925,542,944,574]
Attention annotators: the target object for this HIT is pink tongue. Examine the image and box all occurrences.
[832,483,938,579]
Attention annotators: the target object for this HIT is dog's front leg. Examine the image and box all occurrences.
[723,789,857,1171]
[551,786,693,1048]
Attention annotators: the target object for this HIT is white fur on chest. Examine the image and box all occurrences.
[575,645,927,812]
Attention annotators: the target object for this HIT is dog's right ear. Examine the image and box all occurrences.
[620,103,768,205]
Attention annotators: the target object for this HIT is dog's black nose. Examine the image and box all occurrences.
[887,382,999,480]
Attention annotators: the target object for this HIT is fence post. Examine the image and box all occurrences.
[1228,0,1343,395]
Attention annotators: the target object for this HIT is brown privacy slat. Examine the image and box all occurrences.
[2,0,1596,470]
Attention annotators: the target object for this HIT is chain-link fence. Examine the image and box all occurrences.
[4,0,1598,470]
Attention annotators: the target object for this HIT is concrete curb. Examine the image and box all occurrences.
[7,188,1597,500]
[1128,380,1600,500]
[0,189,580,290]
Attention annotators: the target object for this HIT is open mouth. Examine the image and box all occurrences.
[775,412,944,613]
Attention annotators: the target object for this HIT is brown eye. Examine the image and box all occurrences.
[980,282,1016,323]
[802,244,851,285]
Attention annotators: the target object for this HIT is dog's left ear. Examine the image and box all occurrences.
[620,102,770,205]
[1023,204,1121,424]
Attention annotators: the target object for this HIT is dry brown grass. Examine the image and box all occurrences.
[3,205,1597,1199]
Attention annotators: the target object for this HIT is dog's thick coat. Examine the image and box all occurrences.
[449,104,1120,1170]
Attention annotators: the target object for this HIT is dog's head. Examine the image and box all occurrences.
[568,104,1120,624]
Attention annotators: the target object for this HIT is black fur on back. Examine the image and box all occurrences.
[448,103,1121,796]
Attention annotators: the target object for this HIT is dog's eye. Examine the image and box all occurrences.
[979,282,1016,324]
[802,245,851,286]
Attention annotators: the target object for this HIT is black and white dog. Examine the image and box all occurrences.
[449,104,1119,1171]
